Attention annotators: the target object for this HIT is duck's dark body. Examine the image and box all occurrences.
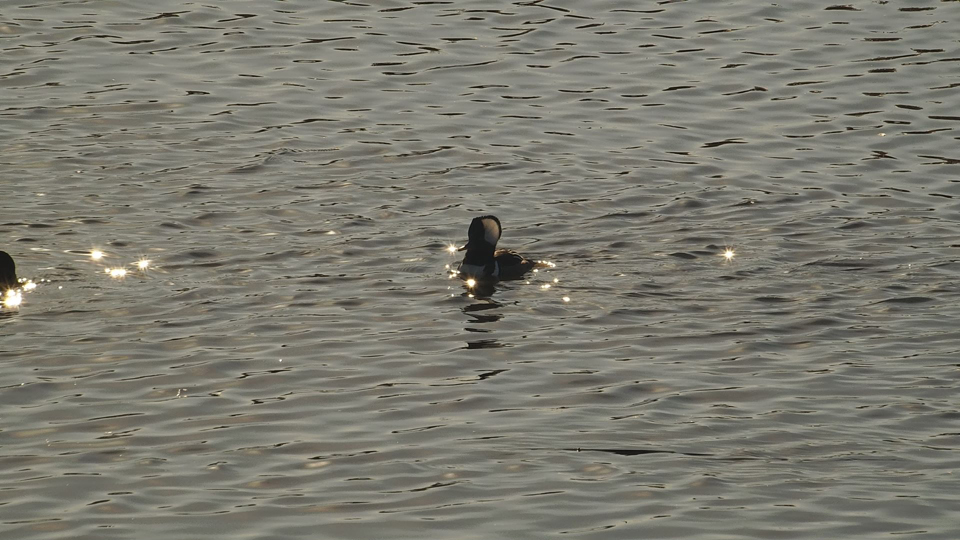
[457,216,536,281]
[0,251,18,290]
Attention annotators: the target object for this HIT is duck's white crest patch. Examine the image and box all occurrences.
[482,218,500,245]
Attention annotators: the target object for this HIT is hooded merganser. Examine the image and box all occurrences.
[0,251,17,291]
[457,215,537,281]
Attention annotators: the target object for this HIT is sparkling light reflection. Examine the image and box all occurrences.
[90,250,104,261]
[3,289,22,308]
[447,244,458,254]
[465,278,477,289]
[137,259,151,271]
[107,267,127,279]
[722,248,735,261]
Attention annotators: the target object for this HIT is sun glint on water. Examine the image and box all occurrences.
[3,289,22,308]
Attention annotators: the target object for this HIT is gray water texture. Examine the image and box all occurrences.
[2,1,960,538]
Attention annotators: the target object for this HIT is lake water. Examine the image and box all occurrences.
[2,1,960,538]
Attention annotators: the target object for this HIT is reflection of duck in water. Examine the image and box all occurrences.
[457,215,537,282]
[0,251,18,291]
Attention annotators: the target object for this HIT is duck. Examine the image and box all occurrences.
[457,215,537,281]
[0,251,17,291]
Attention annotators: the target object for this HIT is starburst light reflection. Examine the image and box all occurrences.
[137,259,151,271]
[3,289,22,308]
[722,248,735,261]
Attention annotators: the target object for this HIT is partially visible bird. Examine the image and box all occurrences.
[0,251,18,291]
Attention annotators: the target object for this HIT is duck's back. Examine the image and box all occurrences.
[494,249,536,279]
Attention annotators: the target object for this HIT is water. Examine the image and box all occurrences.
[2,1,960,538]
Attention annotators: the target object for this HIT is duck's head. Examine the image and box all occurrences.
[459,215,501,252]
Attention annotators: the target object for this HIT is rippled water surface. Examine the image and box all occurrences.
[2,1,960,538]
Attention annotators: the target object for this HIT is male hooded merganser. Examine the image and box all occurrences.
[0,251,17,291]
[457,215,537,281]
